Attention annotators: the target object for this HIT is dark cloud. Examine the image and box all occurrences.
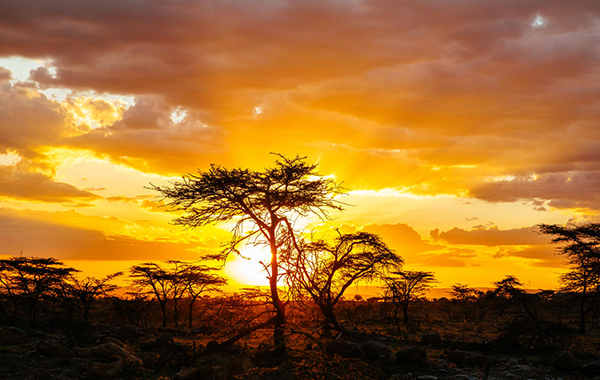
[0,211,218,261]
[0,163,99,203]
[434,225,551,246]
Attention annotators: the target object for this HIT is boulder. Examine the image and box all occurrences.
[326,340,362,358]
[196,366,228,380]
[0,327,28,345]
[223,356,255,377]
[99,336,126,348]
[92,342,129,361]
[86,359,124,379]
[551,351,580,371]
[174,366,198,380]
[362,341,392,361]
[446,350,496,368]
[581,362,600,377]
[420,333,442,345]
[35,339,72,358]
[73,346,93,358]
[396,347,428,367]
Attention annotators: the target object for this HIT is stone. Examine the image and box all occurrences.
[396,347,428,367]
[223,356,255,377]
[86,359,124,379]
[581,362,600,377]
[0,327,28,345]
[35,339,72,358]
[174,366,198,380]
[418,376,438,380]
[551,351,580,371]
[99,336,126,348]
[421,333,442,345]
[362,341,392,361]
[197,366,227,380]
[326,340,362,358]
[73,346,93,358]
[446,350,496,368]
[91,342,130,361]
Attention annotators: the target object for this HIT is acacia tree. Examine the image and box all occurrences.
[152,155,342,348]
[450,283,481,320]
[383,270,436,326]
[538,223,600,334]
[493,275,538,321]
[288,231,403,331]
[129,262,174,328]
[181,263,227,328]
[68,272,122,322]
[0,257,78,328]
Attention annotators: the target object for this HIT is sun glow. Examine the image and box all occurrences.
[224,245,272,286]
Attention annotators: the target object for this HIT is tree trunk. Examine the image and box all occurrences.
[269,240,286,351]
[402,302,409,325]
[188,298,196,328]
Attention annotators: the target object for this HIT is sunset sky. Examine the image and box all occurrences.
[1,0,599,292]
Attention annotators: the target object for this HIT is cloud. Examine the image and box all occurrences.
[0,211,220,261]
[493,245,567,268]
[0,163,99,203]
[433,225,551,246]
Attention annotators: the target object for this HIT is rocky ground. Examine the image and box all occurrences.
[0,325,598,380]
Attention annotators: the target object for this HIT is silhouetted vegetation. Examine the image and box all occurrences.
[3,161,600,379]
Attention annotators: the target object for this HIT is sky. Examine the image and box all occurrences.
[1,0,599,293]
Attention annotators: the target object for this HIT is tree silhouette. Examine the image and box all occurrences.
[180,263,227,328]
[450,283,481,320]
[383,270,436,326]
[0,256,78,328]
[152,154,343,348]
[68,272,122,322]
[288,231,403,331]
[129,262,174,328]
[493,275,538,321]
[539,223,600,334]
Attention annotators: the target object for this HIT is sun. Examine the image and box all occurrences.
[224,245,272,286]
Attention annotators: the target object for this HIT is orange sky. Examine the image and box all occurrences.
[1,0,599,292]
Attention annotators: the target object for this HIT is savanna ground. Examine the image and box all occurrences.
[0,293,599,380]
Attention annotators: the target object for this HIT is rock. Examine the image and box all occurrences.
[362,341,392,361]
[581,362,600,377]
[0,327,28,345]
[175,366,198,380]
[418,376,438,380]
[86,359,124,379]
[223,356,255,377]
[118,325,139,345]
[35,339,72,358]
[197,365,228,380]
[396,347,428,367]
[73,346,93,358]
[508,358,518,365]
[551,351,580,371]
[91,342,130,361]
[99,336,126,348]
[326,340,362,358]
[446,350,496,368]
[421,333,442,345]
[502,364,537,377]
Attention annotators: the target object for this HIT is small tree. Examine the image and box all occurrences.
[68,272,122,322]
[450,283,480,320]
[129,262,174,328]
[152,155,343,348]
[493,275,538,321]
[181,264,227,328]
[383,270,436,326]
[539,223,600,334]
[288,231,403,331]
[0,256,78,328]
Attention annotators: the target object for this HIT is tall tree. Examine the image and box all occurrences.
[383,270,436,326]
[152,155,342,348]
[538,223,600,334]
[0,257,78,328]
[288,231,403,331]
